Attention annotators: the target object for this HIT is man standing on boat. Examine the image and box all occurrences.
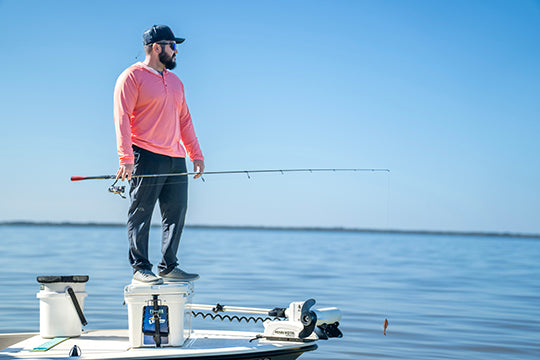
[113,25,204,285]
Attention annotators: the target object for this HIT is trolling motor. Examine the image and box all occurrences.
[189,299,342,342]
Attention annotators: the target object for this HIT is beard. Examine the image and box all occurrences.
[159,48,177,70]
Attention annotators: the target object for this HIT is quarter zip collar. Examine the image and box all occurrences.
[137,62,167,77]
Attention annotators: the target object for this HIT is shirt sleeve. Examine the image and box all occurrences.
[113,69,138,165]
[178,83,204,161]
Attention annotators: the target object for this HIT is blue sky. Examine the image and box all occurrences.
[0,0,539,234]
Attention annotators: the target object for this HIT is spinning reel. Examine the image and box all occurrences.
[108,179,126,199]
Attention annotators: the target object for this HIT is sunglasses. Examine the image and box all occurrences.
[156,42,177,51]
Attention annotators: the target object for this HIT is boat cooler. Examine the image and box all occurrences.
[124,282,193,347]
[36,275,89,338]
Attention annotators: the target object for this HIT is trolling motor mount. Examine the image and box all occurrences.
[262,299,342,341]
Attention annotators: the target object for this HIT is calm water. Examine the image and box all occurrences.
[0,225,539,359]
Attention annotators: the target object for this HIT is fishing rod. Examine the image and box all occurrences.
[70,168,390,199]
[70,168,390,182]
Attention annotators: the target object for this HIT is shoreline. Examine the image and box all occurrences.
[1,221,539,239]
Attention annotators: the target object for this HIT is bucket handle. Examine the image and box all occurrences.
[66,287,88,326]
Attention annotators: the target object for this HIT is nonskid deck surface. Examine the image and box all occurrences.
[0,330,317,360]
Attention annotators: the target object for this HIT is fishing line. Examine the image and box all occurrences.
[385,171,391,230]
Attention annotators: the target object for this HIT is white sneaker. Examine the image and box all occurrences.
[133,269,164,285]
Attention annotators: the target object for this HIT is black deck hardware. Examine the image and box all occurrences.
[68,345,81,357]
[152,295,161,347]
[66,287,88,326]
[268,307,287,318]
[315,322,343,339]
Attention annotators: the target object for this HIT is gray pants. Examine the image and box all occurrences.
[127,146,188,274]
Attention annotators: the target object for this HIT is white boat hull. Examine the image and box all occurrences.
[0,329,317,360]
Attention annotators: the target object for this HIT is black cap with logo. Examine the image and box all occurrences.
[143,25,185,45]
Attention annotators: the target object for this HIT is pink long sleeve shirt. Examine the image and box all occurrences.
[114,62,204,165]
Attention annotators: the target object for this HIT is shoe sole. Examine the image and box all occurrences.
[132,278,164,285]
[160,275,200,282]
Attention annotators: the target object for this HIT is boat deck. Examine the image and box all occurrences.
[0,329,317,360]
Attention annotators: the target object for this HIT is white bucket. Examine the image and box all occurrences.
[36,275,88,338]
[124,282,193,347]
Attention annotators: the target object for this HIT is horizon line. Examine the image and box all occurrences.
[0,221,539,239]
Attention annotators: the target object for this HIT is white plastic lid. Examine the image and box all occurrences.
[124,282,191,296]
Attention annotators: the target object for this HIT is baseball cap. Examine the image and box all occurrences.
[143,25,185,45]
